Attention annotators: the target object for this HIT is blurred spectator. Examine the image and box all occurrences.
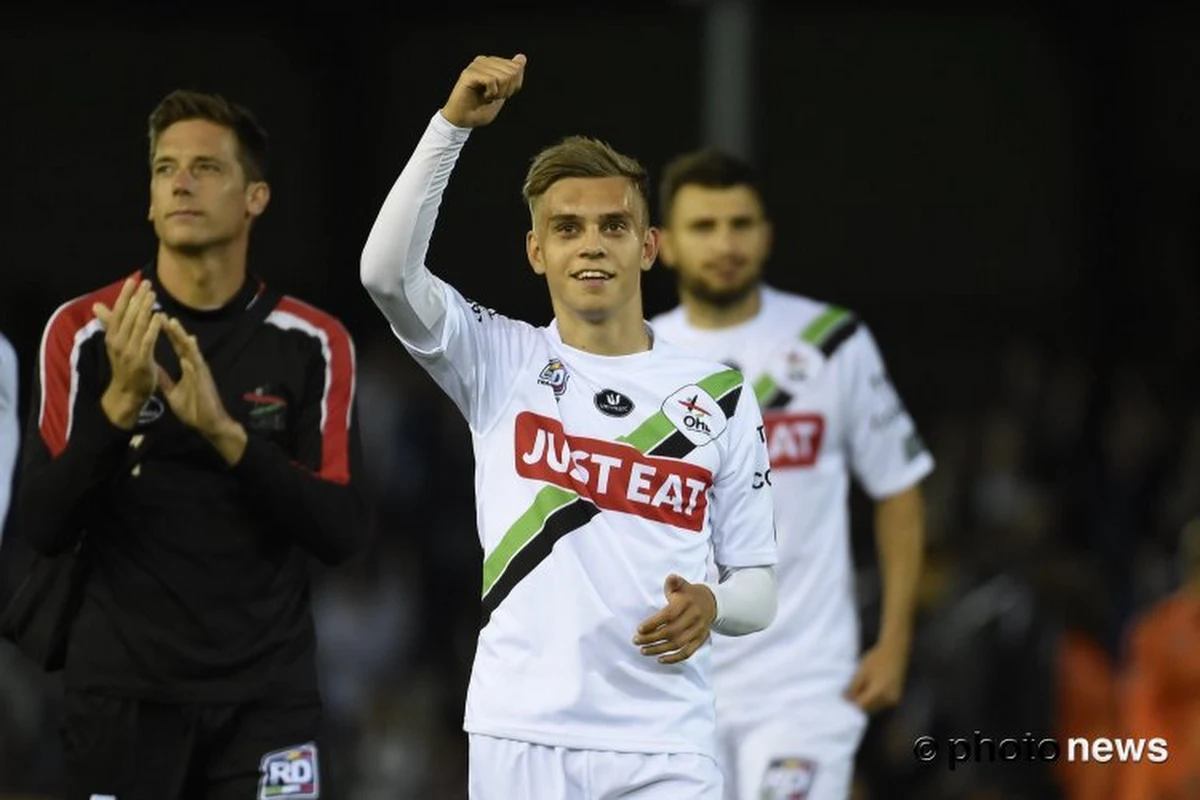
[1116,517,1200,800]
[1049,559,1119,800]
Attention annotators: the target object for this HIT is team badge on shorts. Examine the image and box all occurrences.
[537,358,570,399]
[258,742,320,799]
[760,756,816,800]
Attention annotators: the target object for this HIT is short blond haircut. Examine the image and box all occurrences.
[522,136,650,227]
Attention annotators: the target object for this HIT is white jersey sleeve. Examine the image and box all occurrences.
[840,324,934,499]
[709,377,778,568]
[360,111,537,432]
[0,333,19,537]
[407,284,538,432]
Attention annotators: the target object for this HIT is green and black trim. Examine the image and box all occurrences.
[618,368,744,459]
[479,368,745,627]
[802,305,860,358]
[480,486,600,627]
[752,374,793,410]
[749,304,860,409]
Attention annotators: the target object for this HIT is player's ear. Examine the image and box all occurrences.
[641,226,660,273]
[526,229,546,276]
[657,227,677,269]
[246,181,270,219]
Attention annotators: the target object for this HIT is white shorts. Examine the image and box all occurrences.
[716,696,868,800]
[468,733,723,799]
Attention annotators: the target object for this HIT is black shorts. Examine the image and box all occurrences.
[61,690,332,800]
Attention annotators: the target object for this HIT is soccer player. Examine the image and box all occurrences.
[13,90,366,799]
[651,149,934,800]
[360,54,779,799]
[0,332,17,541]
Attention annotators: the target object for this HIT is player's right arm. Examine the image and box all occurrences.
[15,278,161,555]
[706,380,780,631]
[360,54,529,428]
[0,332,20,538]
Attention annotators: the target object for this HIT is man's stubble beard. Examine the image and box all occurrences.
[678,270,759,309]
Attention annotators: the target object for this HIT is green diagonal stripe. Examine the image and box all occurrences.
[482,485,578,596]
[801,305,850,346]
[482,367,745,614]
[619,367,743,452]
[699,368,743,399]
[752,373,778,404]
[617,411,677,454]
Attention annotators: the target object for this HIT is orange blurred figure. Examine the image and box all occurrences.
[1117,518,1200,800]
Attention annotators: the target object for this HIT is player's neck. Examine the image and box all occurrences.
[554,300,652,356]
[681,285,761,330]
[156,243,248,311]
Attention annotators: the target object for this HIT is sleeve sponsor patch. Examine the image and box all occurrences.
[662,384,728,445]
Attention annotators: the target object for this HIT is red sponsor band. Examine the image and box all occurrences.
[514,411,713,532]
[764,412,825,468]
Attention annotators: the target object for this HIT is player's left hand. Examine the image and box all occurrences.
[156,316,239,440]
[634,574,717,665]
[845,637,911,713]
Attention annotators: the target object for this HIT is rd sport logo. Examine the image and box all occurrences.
[258,743,319,799]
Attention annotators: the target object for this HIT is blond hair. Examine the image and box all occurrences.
[522,136,650,226]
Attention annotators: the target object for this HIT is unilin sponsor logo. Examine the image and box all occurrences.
[594,389,634,417]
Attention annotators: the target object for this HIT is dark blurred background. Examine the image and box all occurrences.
[2,1,1198,798]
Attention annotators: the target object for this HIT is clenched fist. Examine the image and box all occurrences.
[440,53,527,129]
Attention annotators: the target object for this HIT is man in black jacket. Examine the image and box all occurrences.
[13,89,367,799]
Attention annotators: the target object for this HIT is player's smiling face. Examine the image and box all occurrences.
[658,184,771,308]
[526,176,658,323]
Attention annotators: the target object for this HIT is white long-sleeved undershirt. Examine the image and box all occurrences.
[360,112,468,349]
[703,564,778,636]
[359,111,777,637]
[0,332,19,546]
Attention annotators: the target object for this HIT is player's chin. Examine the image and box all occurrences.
[691,276,756,306]
[162,230,216,251]
[708,271,756,292]
[564,286,619,313]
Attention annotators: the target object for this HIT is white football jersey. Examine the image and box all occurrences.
[397,284,777,758]
[651,285,934,722]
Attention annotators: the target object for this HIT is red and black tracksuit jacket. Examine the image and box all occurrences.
[14,263,367,703]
